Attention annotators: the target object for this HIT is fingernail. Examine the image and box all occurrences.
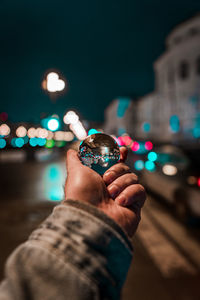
[116,195,126,206]
[108,185,119,198]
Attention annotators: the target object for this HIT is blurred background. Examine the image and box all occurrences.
[1,1,200,299]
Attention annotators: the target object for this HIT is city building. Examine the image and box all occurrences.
[104,97,136,136]
[104,14,200,145]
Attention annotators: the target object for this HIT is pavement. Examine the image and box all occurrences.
[0,155,200,300]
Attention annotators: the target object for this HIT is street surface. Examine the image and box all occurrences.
[0,153,200,300]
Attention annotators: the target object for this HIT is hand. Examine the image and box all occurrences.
[64,148,146,237]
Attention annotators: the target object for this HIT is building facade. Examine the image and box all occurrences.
[104,14,200,145]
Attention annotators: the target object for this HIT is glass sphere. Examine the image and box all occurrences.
[79,133,120,175]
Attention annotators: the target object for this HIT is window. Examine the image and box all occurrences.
[179,61,189,79]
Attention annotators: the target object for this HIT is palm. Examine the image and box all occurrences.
[64,149,145,237]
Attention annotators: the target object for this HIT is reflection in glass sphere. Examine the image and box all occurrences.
[79,133,120,175]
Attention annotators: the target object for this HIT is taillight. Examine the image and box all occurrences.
[197,178,200,187]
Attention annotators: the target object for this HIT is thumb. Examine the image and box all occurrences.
[66,149,83,174]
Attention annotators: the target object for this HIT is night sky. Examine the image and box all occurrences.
[1,0,200,123]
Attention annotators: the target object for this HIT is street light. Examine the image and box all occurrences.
[42,70,67,102]
[42,71,66,92]
[46,72,65,93]
[63,111,79,125]
[47,117,60,132]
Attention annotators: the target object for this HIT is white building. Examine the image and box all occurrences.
[104,14,200,144]
[104,97,136,136]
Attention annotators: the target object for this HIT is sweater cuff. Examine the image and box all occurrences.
[29,199,133,298]
[63,199,133,252]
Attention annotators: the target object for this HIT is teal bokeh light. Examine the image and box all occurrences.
[134,160,144,171]
[117,98,130,118]
[118,128,126,136]
[11,138,17,147]
[23,135,29,144]
[148,151,157,162]
[88,129,101,135]
[193,128,200,138]
[145,160,155,172]
[169,115,180,133]
[15,138,24,148]
[44,164,65,202]
[42,116,60,132]
[38,138,46,146]
[29,137,38,147]
[143,122,151,132]
[0,139,6,149]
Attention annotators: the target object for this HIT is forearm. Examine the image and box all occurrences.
[0,200,133,300]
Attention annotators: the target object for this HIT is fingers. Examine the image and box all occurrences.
[107,173,138,198]
[119,146,128,162]
[103,162,132,185]
[115,184,146,208]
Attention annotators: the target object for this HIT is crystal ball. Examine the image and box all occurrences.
[79,133,120,175]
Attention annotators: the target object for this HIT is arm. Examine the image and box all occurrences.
[0,149,146,300]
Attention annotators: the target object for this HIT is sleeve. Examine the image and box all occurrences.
[0,199,133,300]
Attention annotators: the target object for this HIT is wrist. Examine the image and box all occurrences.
[62,199,133,249]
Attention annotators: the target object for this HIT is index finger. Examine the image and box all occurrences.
[103,162,132,185]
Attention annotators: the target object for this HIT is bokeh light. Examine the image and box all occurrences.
[47,131,54,140]
[38,128,48,138]
[169,115,180,133]
[63,111,79,125]
[29,137,38,147]
[15,138,24,148]
[45,139,55,148]
[162,164,177,176]
[47,118,60,131]
[55,141,66,147]
[63,131,74,141]
[23,136,29,144]
[131,141,140,152]
[43,164,65,201]
[37,138,46,146]
[70,121,87,140]
[117,136,125,146]
[46,72,65,92]
[0,124,10,136]
[145,141,153,151]
[145,160,155,171]
[120,135,132,146]
[134,160,144,171]
[88,128,101,135]
[0,139,6,149]
[11,138,17,147]
[54,131,65,141]
[148,151,157,161]
[0,112,8,122]
[16,126,27,137]
[143,122,151,132]
[28,127,36,138]
[193,128,200,138]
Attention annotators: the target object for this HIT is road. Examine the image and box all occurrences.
[123,195,200,300]
[0,154,200,299]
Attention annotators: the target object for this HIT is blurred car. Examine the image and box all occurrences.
[141,145,200,223]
